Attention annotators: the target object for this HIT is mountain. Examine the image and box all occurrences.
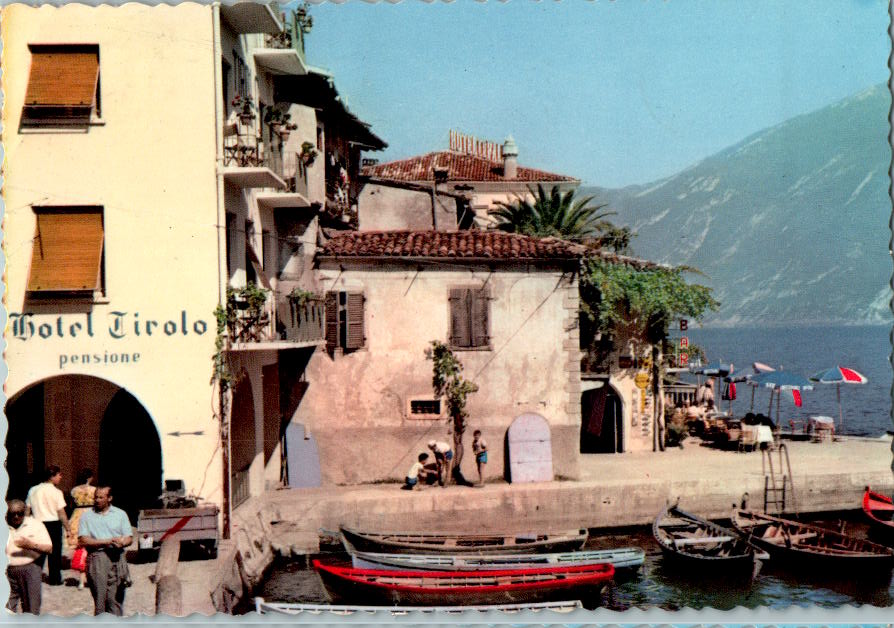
[584,84,892,327]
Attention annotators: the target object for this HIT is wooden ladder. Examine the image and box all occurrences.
[762,443,797,514]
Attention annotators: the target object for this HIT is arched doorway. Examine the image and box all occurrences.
[580,382,624,453]
[5,376,162,523]
[98,389,163,522]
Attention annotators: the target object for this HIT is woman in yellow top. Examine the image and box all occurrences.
[68,468,95,589]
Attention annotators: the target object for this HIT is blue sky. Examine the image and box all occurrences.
[303,0,890,188]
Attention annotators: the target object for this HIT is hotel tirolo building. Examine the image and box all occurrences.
[2,2,384,533]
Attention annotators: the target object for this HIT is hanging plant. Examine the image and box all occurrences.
[300,141,318,167]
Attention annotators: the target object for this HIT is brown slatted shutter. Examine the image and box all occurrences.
[325,291,339,351]
[25,46,99,108]
[345,292,365,350]
[27,208,104,292]
[449,288,471,348]
[471,287,490,348]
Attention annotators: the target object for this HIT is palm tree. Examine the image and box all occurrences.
[490,185,627,249]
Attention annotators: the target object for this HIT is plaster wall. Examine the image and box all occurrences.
[292,262,582,484]
[2,4,223,503]
[358,184,457,231]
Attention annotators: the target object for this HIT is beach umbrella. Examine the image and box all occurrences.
[749,370,814,428]
[689,361,733,376]
[809,366,868,433]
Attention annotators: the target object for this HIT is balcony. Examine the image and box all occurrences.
[221,122,310,212]
[226,284,324,351]
[220,2,281,36]
[252,9,309,76]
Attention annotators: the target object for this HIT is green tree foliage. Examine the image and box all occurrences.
[580,260,719,343]
[427,341,479,475]
[490,185,630,251]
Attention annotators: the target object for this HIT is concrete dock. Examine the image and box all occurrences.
[31,435,894,616]
[261,436,894,535]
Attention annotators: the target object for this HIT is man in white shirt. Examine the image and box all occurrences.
[427,440,454,487]
[6,499,52,614]
[25,465,70,586]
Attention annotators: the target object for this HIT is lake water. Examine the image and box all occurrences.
[683,324,892,437]
[250,514,894,612]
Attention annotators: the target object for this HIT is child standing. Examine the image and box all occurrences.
[472,430,487,486]
[402,453,429,490]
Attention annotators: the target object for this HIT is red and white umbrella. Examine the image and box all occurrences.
[809,366,868,433]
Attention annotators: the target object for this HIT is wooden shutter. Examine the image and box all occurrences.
[324,291,339,351]
[471,288,490,348]
[345,292,365,350]
[25,46,99,108]
[245,237,272,289]
[27,208,103,292]
[449,288,471,348]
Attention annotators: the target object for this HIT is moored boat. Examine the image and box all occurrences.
[653,505,765,580]
[731,509,894,576]
[254,598,584,615]
[339,526,588,555]
[347,545,644,573]
[862,486,894,546]
[312,560,614,607]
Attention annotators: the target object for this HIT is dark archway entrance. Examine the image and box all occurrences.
[5,376,162,523]
[98,389,163,522]
[580,383,624,454]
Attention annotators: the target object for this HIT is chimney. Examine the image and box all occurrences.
[502,135,518,179]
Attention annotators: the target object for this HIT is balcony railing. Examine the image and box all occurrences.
[282,295,324,343]
[227,287,323,346]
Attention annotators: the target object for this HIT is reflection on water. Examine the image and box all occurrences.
[250,515,894,612]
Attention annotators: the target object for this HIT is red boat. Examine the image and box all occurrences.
[863,486,894,545]
[312,560,614,607]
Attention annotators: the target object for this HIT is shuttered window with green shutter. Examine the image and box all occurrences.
[448,286,490,349]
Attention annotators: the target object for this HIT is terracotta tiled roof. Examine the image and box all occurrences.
[320,230,586,260]
[361,151,577,183]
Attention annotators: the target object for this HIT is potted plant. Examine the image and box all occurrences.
[264,108,298,140]
[232,95,256,123]
[300,141,318,167]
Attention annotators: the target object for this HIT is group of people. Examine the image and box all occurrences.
[402,430,488,490]
[6,465,132,616]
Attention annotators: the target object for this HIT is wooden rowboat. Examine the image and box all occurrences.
[347,545,644,573]
[653,505,765,580]
[731,509,894,575]
[254,598,584,615]
[339,526,587,555]
[312,560,613,607]
[862,487,894,546]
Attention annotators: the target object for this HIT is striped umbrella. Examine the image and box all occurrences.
[809,366,868,433]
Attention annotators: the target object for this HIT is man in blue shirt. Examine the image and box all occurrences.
[77,485,132,616]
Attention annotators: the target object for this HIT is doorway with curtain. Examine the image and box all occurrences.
[580,382,624,453]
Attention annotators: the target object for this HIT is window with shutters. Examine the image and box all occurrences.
[325,291,365,352]
[448,286,491,350]
[22,44,101,126]
[27,207,105,296]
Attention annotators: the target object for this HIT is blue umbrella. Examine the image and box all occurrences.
[749,370,814,427]
[749,370,814,391]
[689,361,733,377]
